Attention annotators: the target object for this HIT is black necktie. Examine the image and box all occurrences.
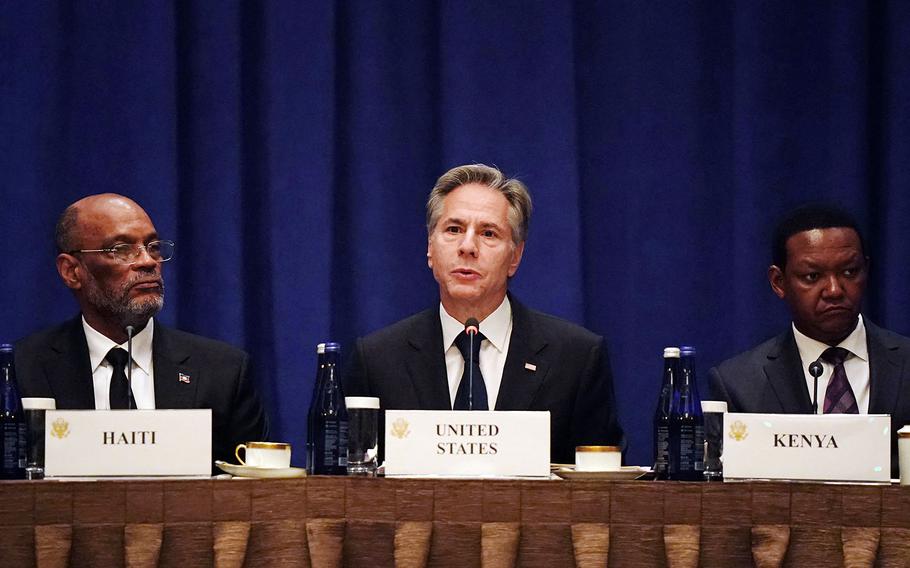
[821,347,858,414]
[453,330,488,410]
[106,347,132,410]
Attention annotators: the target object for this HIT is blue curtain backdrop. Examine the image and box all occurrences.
[2,1,909,468]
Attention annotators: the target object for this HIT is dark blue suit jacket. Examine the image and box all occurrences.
[14,316,269,469]
[709,320,910,478]
[343,297,625,464]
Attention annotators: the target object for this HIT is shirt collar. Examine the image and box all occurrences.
[82,316,155,375]
[439,296,512,353]
[792,314,869,364]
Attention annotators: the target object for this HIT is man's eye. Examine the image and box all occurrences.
[843,267,857,277]
[482,230,496,238]
[445,226,461,234]
[803,272,819,283]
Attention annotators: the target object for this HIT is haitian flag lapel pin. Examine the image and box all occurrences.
[178,372,191,384]
[524,362,537,372]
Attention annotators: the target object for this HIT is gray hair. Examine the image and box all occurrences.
[426,164,532,246]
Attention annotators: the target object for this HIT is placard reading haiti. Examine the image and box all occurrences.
[723,412,890,483]
[44,409,212,477]
[384,410,550,477]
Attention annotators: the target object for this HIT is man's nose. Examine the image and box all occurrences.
[821,274,845,298]
[458,230,478,256]
[131,246,159,270]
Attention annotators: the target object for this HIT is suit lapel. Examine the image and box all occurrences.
[763,330,813,413]
[866,321,905,416]
[404,310,451,410]
[152,324,199,409]
[495,299,548,411]
[44,317,96,409]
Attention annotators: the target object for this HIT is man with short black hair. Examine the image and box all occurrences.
[15,194,268,468]
[709,203,910,477]
[344,164,624,464]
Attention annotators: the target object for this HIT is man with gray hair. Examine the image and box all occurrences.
[344,164,624,464]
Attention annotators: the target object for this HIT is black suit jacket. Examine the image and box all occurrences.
[343,298,624,464]
[14,317,269,469]
[709,320,910,478]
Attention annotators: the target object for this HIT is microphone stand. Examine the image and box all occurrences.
[464,317,480,411]
[468,332,474,411]
[809,360,823,414]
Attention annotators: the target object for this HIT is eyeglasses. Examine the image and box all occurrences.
[68,240,176,264]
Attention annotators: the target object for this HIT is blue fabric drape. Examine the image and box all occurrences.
[3,1,908,468]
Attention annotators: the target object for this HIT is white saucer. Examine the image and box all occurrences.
[553,466,650,481]
[215,460,307,479]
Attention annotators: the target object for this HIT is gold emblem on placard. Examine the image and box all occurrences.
[728,420,748,442]
[391,418,410,439]
[51,418,70,439]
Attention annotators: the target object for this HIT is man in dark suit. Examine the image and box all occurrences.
[14,194,268,468]
[709,204,910,477]
[344,164,624,464]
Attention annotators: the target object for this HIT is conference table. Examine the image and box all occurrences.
[1,476,908,567]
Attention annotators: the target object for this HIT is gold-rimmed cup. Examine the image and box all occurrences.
[235,441,292,468]
[575,445,622,471]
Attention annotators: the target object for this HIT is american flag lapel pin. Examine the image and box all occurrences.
[178,372,191,384]
[524,362,537,372]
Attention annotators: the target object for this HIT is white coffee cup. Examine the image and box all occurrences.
[899,426,910,485]
[575,445,622,471]
[235,441,292,468]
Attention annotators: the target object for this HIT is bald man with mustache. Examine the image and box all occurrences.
[14,194,268,468]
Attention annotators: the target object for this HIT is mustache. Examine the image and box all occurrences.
[124,276,164,291]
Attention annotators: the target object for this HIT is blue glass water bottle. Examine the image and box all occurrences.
[1,344,26,479]
[653,347,679,480]
[311,342,349,475]
[306,343,327,474]
[669,345,704,481]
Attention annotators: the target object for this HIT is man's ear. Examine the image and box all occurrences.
[507,241,525,277]
[768,264,786,299]
[56,253,83,290]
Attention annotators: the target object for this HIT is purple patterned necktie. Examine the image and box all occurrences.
[821,347,858,414]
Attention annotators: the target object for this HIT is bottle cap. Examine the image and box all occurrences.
[21,398,56,410]
[345,396,380,409]
[316,343,325,354]
[0,343,12,353]
[701,400,728,413]
[663,347,680,358]
[324,342,341,352]
[680,345,697,356]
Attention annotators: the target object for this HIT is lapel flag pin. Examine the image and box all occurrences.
[178,372,191,384]
[524,363,537,372]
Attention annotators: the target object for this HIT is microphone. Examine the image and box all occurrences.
[808,359,824,414]
[125,325,136,410]
[464,317,480,411]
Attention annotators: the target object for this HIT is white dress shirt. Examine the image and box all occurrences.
[440,296,513,410]
[793,315,870,414]
[82,316,157,410]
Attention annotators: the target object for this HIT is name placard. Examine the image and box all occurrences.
[384,410,550,477]
[45,410,212,477]
[723,412,890,482]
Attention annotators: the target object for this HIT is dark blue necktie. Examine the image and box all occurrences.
[453,330,488,410]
